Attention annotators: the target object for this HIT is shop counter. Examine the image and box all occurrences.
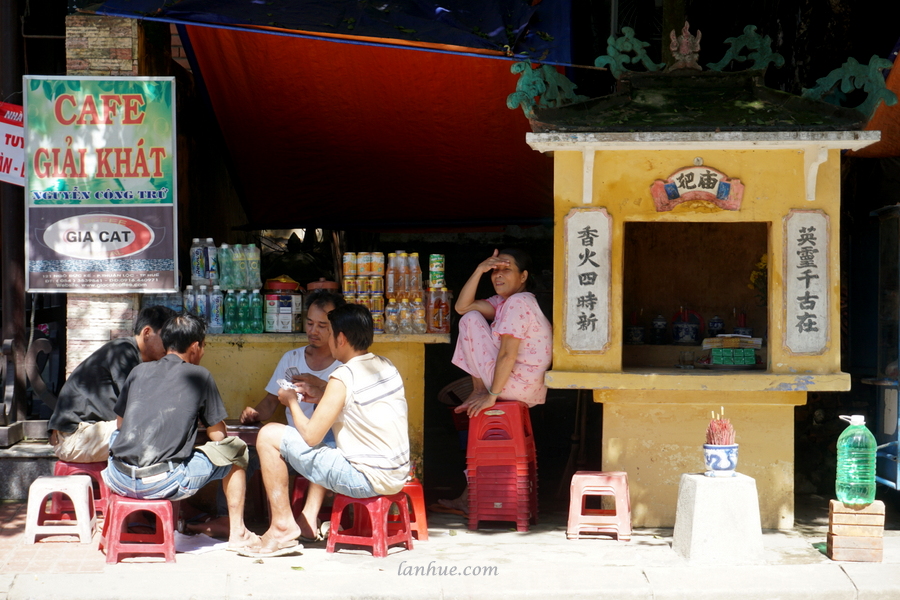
[202,333,450,473]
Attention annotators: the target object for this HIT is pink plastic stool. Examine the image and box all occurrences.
[566,471,631,541]
[100,494,179,563]
[50,460,110,517]
[327,492,413,557]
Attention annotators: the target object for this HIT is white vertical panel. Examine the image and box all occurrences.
[784,210,829,354]
[564,208,611,353]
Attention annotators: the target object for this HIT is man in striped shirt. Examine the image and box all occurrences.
[241,303,410,557]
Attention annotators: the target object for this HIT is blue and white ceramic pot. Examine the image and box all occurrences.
[703,444,739,477]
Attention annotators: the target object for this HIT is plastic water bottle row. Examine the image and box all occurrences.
[384,297,427,334]
[183,286,264,334]
[190,238,262,291]
[141,291,183,314]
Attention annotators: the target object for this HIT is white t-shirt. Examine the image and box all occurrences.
[265,347,341,427]
[330,353,410,495]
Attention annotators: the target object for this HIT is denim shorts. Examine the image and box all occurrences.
[280,426,376,498]
[103,430,232,501]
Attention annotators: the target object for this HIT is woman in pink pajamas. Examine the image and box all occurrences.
[438,248,552,513]
[452,248,552,417]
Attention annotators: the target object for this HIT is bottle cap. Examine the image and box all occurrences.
[186,285,193,290]
[213,285,220,290]
[206,237,214,242]
[840,415,866,426]
[252,289,259,293]
[192,238,199,242]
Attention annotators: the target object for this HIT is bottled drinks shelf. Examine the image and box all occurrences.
[205,333,451,345]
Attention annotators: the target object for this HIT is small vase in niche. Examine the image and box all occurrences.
[650,314,667,345]
[626,326,645,344]
[708,315,724,337]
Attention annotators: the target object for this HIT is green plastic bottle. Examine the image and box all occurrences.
[835,415,877,506]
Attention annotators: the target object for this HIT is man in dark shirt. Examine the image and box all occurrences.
[48,305,174,463]
[102,313,257,550]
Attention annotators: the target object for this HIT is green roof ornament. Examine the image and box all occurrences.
[507,62,589,119]
[707,25,784,72]
[594,27,665,79]
[801,55,899,119]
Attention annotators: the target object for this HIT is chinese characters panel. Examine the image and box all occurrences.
[784,210,829,354]
[564,208,611,352]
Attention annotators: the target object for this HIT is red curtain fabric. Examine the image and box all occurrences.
[849,59,900,158]
[186,25,553,228]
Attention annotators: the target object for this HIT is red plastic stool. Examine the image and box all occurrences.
[467,401,534,459]
[289,475,338,524]
[327,492,413,557]
[100,494,179,563]
[50,460,110,517]
[566,471,631,541]
[388,479,428,541]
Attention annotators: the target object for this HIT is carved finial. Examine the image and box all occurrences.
[668,21,702,72]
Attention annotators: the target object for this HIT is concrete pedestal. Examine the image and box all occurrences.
[672,472,765,564]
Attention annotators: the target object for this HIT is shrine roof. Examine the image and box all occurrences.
[529,70,867,134]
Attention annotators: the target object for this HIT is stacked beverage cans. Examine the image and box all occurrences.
[342,252,386,333]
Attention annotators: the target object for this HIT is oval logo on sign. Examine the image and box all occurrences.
[43,214,154,259]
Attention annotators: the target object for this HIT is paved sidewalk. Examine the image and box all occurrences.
[2,495,900,600]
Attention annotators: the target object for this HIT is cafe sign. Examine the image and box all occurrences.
[24,76,177,292]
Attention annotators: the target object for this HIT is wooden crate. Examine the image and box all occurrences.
[826,500,885,562]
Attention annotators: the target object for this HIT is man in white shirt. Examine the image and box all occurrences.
[188,290,344,540]
[240,303,409,558]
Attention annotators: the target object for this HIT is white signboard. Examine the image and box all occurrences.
[564,208,611,352]
[784,210,829,354]
[0,102,24,186]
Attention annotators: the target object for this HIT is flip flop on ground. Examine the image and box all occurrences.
[297,520,329,543]
[225,531,261,552]
[429,503,467,516]
[237,537,304,558]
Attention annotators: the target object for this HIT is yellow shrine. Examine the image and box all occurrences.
[523,55,884,527]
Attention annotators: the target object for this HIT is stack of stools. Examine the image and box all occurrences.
[100,494,179,563]
[50,460,110,518]
[24,475,97,543]
[466,401,537,532]
[566,471,631,541]
[327,492,413,557]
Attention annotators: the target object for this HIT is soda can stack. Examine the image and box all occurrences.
[346,250,385,333]
[342,252,357,277]
[429,254,445,289]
